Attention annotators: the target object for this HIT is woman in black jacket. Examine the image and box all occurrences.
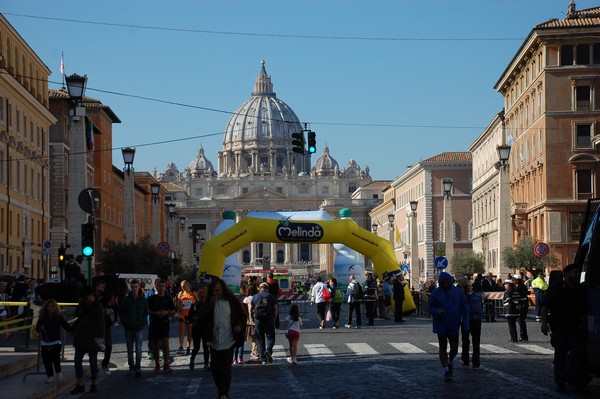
[35,299,72,383]
[200,278,247,399]
[70,286,105,394]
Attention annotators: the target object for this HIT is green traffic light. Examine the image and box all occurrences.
[308,145,316,153]
[82,246,93,257]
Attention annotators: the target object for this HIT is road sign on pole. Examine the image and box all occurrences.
[434,256,448,270]
[534,242,550,258]
[157,241,170,255]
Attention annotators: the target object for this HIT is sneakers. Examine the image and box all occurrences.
[101,366,111,375]
[264,350,273,364]
[237,358,244,364]
[57,372,63,381]
[70,384,85,395]
[147,352,154,360]
[186,347,190,356]
[287,356,293,364]
[46,376,54,383]
[176,347,185,355]
[163,365,172,373]
[355,325,361,329]
[344,323,351,328]
[90,384,97,393]
[444,369,452,381]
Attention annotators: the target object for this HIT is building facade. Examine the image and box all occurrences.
[470,111,513,277]
[370,152,472,286]
[494,2,600,266]
[0,15,55,278]
[158,61,381,275]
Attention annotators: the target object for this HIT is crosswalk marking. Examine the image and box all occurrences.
[272,344,286,358]
[304,343,335,357]
[516,344,553,355]
[346,343,378,355]
[389,342,426,354]
[479,344,517,354]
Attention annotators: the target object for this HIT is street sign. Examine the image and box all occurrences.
[401,264,409,273]
[78,188,101,213]
[156,241,170,255]
[434,241,446,257]
[534,242,550,257]
[42,240,52,255]
[434,256,448,270]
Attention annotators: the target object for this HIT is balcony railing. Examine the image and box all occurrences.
[578,193,594,201]
[511,202,528,215]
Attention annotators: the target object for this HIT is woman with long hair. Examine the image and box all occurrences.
[200,279,247,399]
[35,299,72,383]
[284,304,303,364]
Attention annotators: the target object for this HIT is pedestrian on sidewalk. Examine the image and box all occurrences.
[310,276,328,329]
[284,304,303,364]
[176,280,198,355]
[328,278,343,329]
[148,280,176,373]
[502,279,520,342]
[428,272,469,381]
[35,299,72,383]
[190,285,210,370]
[119,279,148,377]
[393,273,406,322]
[459,278,482,370]
[345,274,362,328]
[363,272,377,326]
[94,280,115,375]
[70,285,105,394]
[200,278,247,399]
[250,282,278,364]
[242,284,259,361]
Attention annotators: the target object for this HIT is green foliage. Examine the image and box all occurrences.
[451,249,486,278]
[501,235,560,275]
[101,236,171,278]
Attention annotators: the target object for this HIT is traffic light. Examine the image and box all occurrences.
[81,223,95,257]
[291,132,305,154]
[307,130,316,154]
[58,244,66,269]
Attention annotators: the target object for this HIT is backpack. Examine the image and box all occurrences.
[352,282,364,300]
[333,287,343,303]
[254,295,272,321]
[321,286,331,302]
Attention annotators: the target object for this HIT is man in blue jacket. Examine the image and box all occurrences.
[428,272,469,381]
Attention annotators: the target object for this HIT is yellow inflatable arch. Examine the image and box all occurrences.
[198,212,416,313]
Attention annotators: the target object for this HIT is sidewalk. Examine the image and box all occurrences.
[1,340,89,399]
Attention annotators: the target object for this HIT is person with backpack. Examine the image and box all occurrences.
[310,276,329,329]
[344,275,362,329]
[250,282,278,364]
[329,278,343,329]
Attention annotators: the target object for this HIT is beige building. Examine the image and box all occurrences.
[470,111,513,277]
[494,2,600,266]
[370,152,472,286]
[158,61,382,275]
[0,14,55,278]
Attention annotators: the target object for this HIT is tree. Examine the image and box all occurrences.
[101,236,176,278]
[451,250,485,278]
[501,235,559,276]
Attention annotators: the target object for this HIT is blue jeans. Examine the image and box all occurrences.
[254,319,275,360]
[74,349,98,381]
[125,329,144,371]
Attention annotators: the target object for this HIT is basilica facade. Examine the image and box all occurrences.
[157,61,382,274]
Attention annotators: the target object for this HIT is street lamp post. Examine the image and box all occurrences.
[150,183,161,244]
[65,73,93,281]
[387,213,395,247]
[442,178,454,273]
[497,144,512,276]
[166,203,176,258]
[122,147,136,243]
[410,200,419,287]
